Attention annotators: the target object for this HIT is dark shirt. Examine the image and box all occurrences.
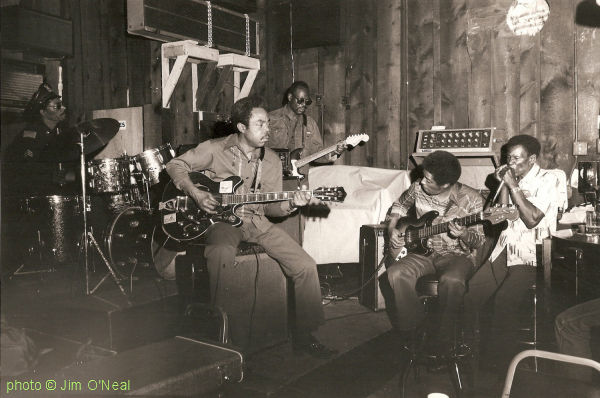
[4,120,78,197]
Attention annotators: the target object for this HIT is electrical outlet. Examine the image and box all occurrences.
[573,141,588,156]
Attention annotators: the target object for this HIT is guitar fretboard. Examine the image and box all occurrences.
[295,144,341,168]
[408,212,483,239]
[221,191,312,206]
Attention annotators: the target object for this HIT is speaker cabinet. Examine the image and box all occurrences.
[359,224,387,311]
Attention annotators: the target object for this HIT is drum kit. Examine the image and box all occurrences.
[16,118,179,297]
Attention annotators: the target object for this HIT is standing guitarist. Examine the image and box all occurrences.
[165,96,337,359]
[385,151,485,354]
[268,81,346,177]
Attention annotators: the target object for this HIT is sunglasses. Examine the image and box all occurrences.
[46,101,64,110]
[292,95,312,106]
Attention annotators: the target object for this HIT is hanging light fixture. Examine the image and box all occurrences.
[506,0,550,36]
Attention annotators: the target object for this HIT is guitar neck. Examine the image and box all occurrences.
[221,190,311,206]
[416,213,483,238]
[295,143,340,168]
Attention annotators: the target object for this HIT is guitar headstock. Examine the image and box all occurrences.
[313,187,347,202]
[483,205,520,224]
[344,134,369,147]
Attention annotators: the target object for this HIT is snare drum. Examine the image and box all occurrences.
[87,157,131,193]
[22,195,88,264]
[134,143,175,186]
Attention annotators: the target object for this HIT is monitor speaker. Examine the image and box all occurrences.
[359,224,388,311]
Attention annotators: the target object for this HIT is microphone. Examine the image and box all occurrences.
[491,180,505,204]
[491,165,513,204]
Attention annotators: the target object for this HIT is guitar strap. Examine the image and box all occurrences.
[249,147,265,192]
[301,113,307,148]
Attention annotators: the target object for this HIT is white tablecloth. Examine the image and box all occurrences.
[303,165,411,264]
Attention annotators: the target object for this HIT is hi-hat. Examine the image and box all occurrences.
[76,118,120,154]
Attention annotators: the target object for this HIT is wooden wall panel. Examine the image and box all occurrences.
[576,26,600,151]
[344,0,376,167]
[102,0,129,109]
[374,0,403,169]
[321,47,345,151]
[466,5,493,129]
[541,0,576,172]
[126,37,152,107]
[407,0,434,152]
[519,35,540,138]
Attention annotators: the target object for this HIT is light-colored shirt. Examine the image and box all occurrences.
[387,181,485,263]
[166,134,296,234]
[490,164,560,266]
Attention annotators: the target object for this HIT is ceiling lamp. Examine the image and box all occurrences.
[506,0,550,36]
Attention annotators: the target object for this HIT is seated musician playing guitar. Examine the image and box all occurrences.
[165,95,337,359]
[386,150,486,354]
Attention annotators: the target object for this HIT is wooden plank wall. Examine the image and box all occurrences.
[17,0,600,182]
[263,0,599,188]
[406,0,600,179]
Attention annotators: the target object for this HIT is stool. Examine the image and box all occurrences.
[399,273,473,398]
[176,242,289,354]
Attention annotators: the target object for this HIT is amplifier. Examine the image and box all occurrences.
[411,128,498,191]
[359,224,388,311]
[415,127,495,154]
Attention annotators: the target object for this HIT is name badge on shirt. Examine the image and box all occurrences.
[23,130,37,139]
[219,180,233,193]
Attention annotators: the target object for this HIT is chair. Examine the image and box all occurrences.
[399,228,500,398]
[501,349,600,398]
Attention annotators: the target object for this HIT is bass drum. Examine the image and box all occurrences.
[104,207,184,279]
[105,207,155,270]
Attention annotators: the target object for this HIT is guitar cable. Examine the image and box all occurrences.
[322,253,390,303]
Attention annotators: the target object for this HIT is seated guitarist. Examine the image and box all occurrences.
[165,95,337,359]
[268,81,346,177]
[385,150,485,354]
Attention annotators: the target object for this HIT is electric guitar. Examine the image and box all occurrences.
[286,134,370,178]
[389,206,519,260]
[159,172,347,241]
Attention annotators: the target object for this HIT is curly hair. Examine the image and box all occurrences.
[230,95,266,132]
[505,134,541,157]
[422,150,462,185]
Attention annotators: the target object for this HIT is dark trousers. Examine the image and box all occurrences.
[386,252,475,338]
[204,223,324,336]
[464,249,537,366]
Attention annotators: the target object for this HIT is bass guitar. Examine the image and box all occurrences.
[160,172,346,241]
[286,134,369,178]
[389,206,518,260]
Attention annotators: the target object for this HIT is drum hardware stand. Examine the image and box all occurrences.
[78,129,130,301]
[11,229,58,277]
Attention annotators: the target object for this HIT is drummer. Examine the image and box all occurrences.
[3,82,78,198]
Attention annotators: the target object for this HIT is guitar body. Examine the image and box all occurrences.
[160,173,243,241]
[288,147,304,178]
[390,210,439,260]
[160,172,347,242]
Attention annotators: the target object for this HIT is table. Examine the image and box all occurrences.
[542,233,600,306]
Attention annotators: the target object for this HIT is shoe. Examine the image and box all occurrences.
[293,335,338,360]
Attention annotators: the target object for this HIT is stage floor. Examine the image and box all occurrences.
[1,260,566,398]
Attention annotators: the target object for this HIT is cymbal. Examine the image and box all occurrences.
[75,118,120,154]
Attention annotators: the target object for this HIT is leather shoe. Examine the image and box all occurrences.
[293,336,338,360]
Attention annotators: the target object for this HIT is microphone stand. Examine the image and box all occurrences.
[78,128,130,301]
